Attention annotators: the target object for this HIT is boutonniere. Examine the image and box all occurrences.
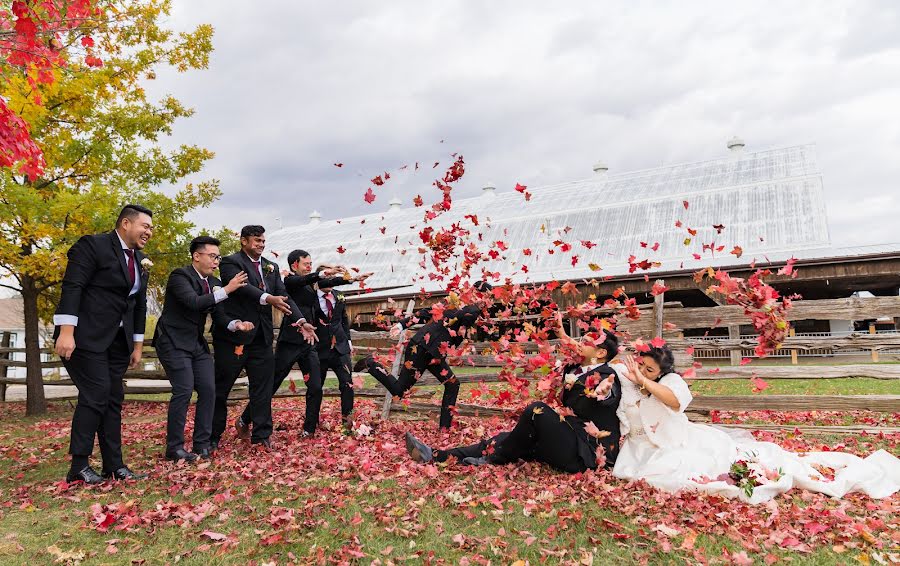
[140,257,153,276]
[335,293,345,302]
[264,262,275,274]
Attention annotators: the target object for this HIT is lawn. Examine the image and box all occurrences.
[0,377,897,565]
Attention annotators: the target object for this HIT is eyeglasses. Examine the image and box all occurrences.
[197,252,222,261]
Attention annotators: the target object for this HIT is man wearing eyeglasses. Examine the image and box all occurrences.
[154,236,250,462]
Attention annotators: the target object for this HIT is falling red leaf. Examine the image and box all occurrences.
[683,200,689,209]
[336,246,346,254]
[363,187,376,204]
[333,162,343,167]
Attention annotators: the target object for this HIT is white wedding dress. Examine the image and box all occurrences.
[612,372,900,504]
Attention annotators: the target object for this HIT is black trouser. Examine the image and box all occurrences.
[240,340,321,434]
[365,340,460,428]
[490,402,588,473]
[156,333,214,453]
[212,332,274,444]
[63,328,129,472]
[434,432,512,463]
[319,351,354,418]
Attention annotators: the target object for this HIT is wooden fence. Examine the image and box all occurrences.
[1,291,899,434]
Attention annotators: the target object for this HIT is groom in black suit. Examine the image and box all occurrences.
[210,225,317,449]
[54,204,153,484]
[154,236,251,462]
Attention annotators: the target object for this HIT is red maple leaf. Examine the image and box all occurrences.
[371,175,384,186]
[514,183,527,193]
[333,162,343,167]
[649,336,666,348]
[336,246,346,254]
[730,245,743,258]
[363,187,376,203]
[412,195,423,207]
[683,200,689,209]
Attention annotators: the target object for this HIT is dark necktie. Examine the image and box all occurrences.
[201,279,211,294]
[124,249,136,288]
[251,260,265,290]
[324,293,334,318]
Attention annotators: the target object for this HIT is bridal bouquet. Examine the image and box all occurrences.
[719,452,783,497]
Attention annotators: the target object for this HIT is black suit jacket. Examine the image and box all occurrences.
[313,290,351,356]
[154,266,230,353]
[210,252,301,346]
[54,230,148,353]
[280,273,349,346]
[561,363,622,468]
[402,304,482,357]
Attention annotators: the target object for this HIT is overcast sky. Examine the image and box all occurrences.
[150,1,900,248]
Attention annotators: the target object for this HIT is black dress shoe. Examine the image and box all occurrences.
[405,432,434,464]
[193,447,212,460]
[102,466,147,481]
[251,438,274,449]
[210,439,219,452]
[235,417,250,440]
[462,456,489,466]
[352,355,373,373]
[165,448,198,463]
[66,465,104,485]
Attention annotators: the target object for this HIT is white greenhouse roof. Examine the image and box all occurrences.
[266,143,888,298]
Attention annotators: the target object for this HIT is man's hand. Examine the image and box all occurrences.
[129,344,143,369]
[55,327,76,360]
[224,271,249,294]
[266,294,292,315]
[297,322,318,345]
[322,267,340,277]
[233,320,255,332]
[593,375,615,398]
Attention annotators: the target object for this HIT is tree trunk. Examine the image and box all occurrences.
[21,275,47,416]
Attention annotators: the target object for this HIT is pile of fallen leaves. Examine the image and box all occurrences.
[0,399,897,564]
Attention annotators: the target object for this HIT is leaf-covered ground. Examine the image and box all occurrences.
[0,398,897,565]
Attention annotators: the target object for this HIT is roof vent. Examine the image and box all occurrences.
[308,210,321,225]
[726,136,745,153]
[592,160,609,177]
[482,182,497,197]
[388,196,402,212]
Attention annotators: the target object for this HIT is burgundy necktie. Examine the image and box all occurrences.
[251,260,266,290]
[325,293,334,318]
[124,249,136,288]
[201,279,211,294]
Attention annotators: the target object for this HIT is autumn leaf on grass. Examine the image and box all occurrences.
[751,376,770,393]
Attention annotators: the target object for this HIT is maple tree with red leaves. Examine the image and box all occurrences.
[1,0,105,177]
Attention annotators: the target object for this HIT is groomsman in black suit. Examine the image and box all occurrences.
[237,250,365,437]
[355,281,493,430]
[154,236,251,462]
[313,277,356,434]
[210,225,317,449]
[54,204,154,484]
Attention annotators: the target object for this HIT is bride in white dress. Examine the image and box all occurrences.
[611,344,900,503]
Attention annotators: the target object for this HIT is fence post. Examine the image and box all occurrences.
[728,325,741,366]
[789,328,798,365]
[652,280,665,339]
[381,299,416,420]
[869,323,879,363]
[0,331,9,402]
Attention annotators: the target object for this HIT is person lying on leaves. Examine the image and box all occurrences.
[404,318,625,472]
